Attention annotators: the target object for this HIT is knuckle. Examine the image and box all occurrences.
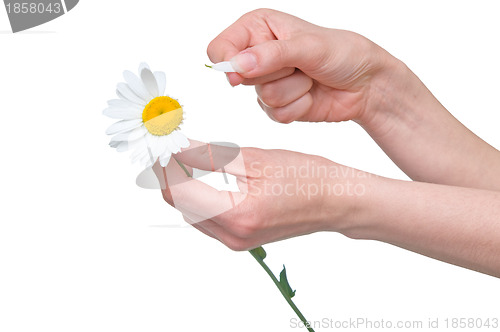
[229,213,263,239]
[269,108,294,124]
[256,83,283,108]
[246,8,273,19]
[206,40,217,60]
[265,40,289,68]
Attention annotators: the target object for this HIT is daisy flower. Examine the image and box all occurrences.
[104,63,190,168]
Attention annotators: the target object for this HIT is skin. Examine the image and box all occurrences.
[157,9,500,277]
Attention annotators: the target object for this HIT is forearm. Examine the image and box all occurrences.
[358,57,500,191]
[344,176,500,277]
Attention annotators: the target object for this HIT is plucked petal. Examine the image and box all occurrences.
[211,61,236,72]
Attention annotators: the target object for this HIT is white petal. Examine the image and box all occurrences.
[146,134,162,159]
[116,138,146,152]
[142,154,156,169]
[123,70,153,102]
[171,131,190,149]
[107,98,141,109]
[105,119,143,135]
[116,83,147,105]
[156,136,168,157]
[157,135,171,156]
[140,144,157,168]
[110,126,147,142]
[159,153,171,167]
[103,107,141,120]
[165,135,180,154]
[145,137,158,166]
[130,148,148,164]
[211,61,236,72]
[154,71,166,96]
[141,67,159,98]
[138,62,150,73]
[109,140,121,148]
[114,141,130,152]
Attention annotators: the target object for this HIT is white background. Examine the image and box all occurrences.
[1,1,499,331]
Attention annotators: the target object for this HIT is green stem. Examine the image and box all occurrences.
[174,160,314,331]
[249,249,315,332]
[175,158,191,177]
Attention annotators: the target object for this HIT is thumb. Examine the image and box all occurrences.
[229,37,315,78]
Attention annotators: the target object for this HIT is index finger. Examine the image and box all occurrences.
[175,139,248,178]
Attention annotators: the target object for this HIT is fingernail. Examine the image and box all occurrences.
[230,51,257,73]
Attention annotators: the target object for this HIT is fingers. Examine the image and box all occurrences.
[154,139,253,225]
[255,70,313,108]
[207,9,287,87]
[189,222,216,240]
[207,9,287,63]
[241,67,295,86]
[185,214,255,252]
[175,140,247,177]
[183,214,217,239]
[229,38,316,78]
[207,9,323,81]
[226,67,295,87]
[258,92,314,124]
[155,153,246,221]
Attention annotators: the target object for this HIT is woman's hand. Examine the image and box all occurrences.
[207,8,393,125]
[155,141,500,277]
[154,140,368,251]
[208,8,500,191]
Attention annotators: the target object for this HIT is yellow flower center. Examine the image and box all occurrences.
[142,96,183,136]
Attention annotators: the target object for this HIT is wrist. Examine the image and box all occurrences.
[355,53,442,140]
[330,172,395,241]
[317,162,384,237]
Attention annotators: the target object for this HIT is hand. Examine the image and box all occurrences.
[208,9,500,191]
[207,8,394,124]
[154,141,500,277]
[154,140,367,251]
